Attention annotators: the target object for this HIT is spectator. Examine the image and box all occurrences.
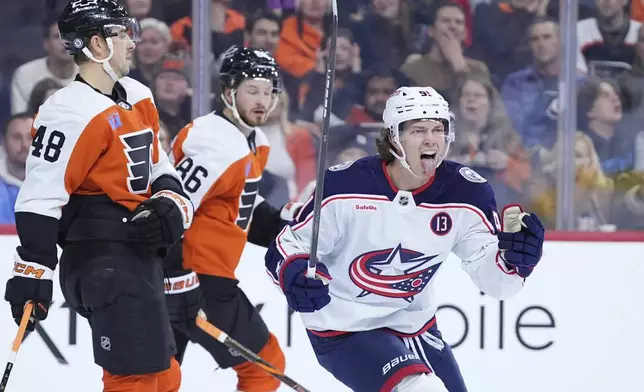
[27,78,63,115]
[10,16,78,114]
[244,11,282,56]
[170,0,245,58]
[274,0,330,94]
[151,57,192,137]
[531,131,615,229]
[412,0,473,47]
[0,113,33,224]
[299,28,363,124]
[616,25,644,164]
[129,18,172,86]
[266,0,297,16]
[449,75,530,207]
[351,0,418,69]
[632,0,644,23]
[611,170,644,229]
[469,0,547,86]
[259,91,317,206]
[577,0,641,76]
[328,128,374,167]
[577,77,635,176]
[401,0,489,100]
[501,17,585,149]
[125,0,154,20]
[343,65,408,124]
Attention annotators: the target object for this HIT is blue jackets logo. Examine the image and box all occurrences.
[349,244,441,302]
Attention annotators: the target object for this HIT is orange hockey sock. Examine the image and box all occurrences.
[102,358,181,392]
[233,333,286,392]
[156,357,181,392]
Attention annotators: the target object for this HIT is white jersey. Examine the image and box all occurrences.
[16,75,179,218]
[265,156,524,337]
[169,112,271,279]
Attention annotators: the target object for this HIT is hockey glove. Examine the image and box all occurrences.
[131,190,194,253]
[164,269,204,333]
[497,205,545,278]
[4,251,53,331]
[279,256,332,313]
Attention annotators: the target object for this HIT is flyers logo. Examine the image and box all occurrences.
[14,262,47,279]
[236,177,260,231]
[120,129,154,194]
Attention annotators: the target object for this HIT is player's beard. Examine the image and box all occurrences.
[240,109,267,127]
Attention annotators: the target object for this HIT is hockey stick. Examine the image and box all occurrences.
[307,0,338,280]
[195,310,310,392]
[0,302,34,392]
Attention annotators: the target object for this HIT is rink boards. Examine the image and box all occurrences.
[0,235,643,392]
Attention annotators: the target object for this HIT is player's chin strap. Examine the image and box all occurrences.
[388,146,424,179]
[221,88,279,132]
[81,37,120,82]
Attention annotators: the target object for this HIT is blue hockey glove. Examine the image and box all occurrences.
[279,256,331,313]
[497,206,545,278]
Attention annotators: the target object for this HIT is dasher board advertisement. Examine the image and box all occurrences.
[1,236,643,391]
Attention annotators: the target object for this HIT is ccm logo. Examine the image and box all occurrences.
[164,274,199,292]
[14,263,47,279]
[382,353,419,375]
[354,204,377,211]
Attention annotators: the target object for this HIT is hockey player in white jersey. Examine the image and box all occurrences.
[163,46,303,392]
[4,1,193,391]
[265,87,545,392]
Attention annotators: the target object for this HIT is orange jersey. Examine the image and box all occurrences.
[15,76,179,219]
[171,113,270,278]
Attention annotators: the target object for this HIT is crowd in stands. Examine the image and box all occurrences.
[0,0,643,230]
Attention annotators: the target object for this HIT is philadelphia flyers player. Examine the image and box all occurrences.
[3,1,192,391]
[163,46,300,392]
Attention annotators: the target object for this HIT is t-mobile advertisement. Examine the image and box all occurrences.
[1,237,643,392]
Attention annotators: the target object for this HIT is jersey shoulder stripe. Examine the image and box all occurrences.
[181,112,256,172]
[42,81,116,126]
[118,76,155,105]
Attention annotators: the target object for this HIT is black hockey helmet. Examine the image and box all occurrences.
[219,46,281,93]
[58,0,141,55]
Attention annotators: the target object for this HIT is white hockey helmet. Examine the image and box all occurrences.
[382,86,455,174]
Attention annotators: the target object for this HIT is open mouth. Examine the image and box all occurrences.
[420,152,437,161]
[251,109,266,116]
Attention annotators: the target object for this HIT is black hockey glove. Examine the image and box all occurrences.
[130,190,193,254]
[4,249,54,331]
[164,269,204,333]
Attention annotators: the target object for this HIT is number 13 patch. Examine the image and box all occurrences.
[430,212,452,236]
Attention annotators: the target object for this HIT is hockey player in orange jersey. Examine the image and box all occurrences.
[3,1,192,391]
[163,46,302,392]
